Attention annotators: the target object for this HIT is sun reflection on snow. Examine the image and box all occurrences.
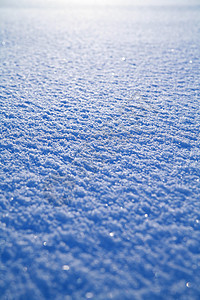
[18,0,157,8]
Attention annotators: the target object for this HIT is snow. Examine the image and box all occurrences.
[0,0,200,299]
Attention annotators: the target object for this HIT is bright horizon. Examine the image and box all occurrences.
[1,0,199,8]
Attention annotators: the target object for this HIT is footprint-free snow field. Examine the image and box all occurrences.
[0,0,200,299]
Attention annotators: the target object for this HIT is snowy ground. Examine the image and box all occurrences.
[0,0,200,299]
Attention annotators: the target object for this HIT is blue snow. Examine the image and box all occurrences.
[0,0,200,299]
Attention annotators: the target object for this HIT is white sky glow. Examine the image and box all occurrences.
[1,0,196,8]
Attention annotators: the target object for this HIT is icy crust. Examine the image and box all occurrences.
[0,4,200,300]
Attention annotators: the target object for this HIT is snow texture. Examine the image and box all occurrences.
[0,0,200,299]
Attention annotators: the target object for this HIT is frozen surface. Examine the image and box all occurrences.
[0,0,200,299]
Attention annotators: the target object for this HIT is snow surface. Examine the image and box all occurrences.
[0,0,200,299]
